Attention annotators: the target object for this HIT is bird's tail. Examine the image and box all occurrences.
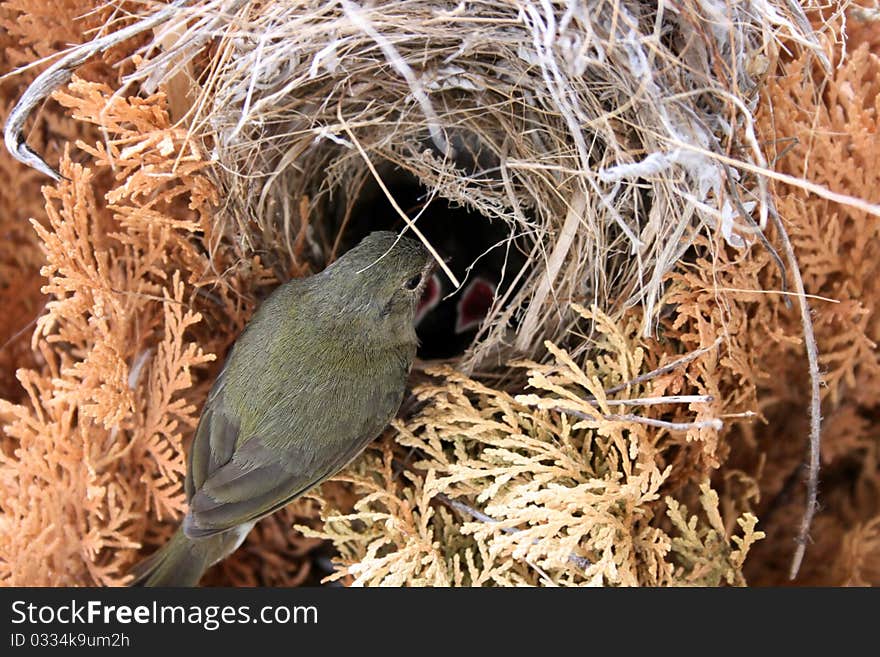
[128,526,214,587]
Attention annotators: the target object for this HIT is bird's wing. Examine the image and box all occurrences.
[182,357,405,539]
[181,270,413,538]
[184,362,237,503]
[183,429,365,538]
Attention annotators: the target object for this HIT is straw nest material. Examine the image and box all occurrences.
[122,0,823,364]
[3,0,879,586]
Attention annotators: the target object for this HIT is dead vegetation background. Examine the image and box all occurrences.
[0,0,878,586]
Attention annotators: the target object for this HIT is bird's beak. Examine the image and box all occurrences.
[415,272,441,325]
[419,259,437,290]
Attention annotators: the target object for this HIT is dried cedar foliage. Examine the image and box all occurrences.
[0,0,133,582]
[736,22,880,586]
[630,13,880,586]
[0,77,321,585]
[1,1,878,587]
[304,307,761,586]
[0,0,111,405]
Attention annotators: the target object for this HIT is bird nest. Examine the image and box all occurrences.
[5,0,880,586]
[125,0,812,367]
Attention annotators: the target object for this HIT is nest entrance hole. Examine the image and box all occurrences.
[330,167,528,360]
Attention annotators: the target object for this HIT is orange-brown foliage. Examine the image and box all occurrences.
[656,21,880,585]
[0,74,321,585]
[1,1,878,586]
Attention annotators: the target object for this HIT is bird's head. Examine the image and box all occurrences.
[322,231,435,345]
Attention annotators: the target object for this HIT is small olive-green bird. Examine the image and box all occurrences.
[130,231,433,586]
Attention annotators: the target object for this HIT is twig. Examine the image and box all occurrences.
[127,348,153,390]
[519,140,880,219]
[706,287,839,304]
[557,408,723,432]
[600,336,723,397]
[525,558,557,586]
[661,138,880,218]
[767,137,799,168]
[720,159,791,309]
[603,413,722,432]
[767,207,822,581]
[0,302,45,354]
[603,394,714,406]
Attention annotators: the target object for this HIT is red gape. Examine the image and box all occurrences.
[455,277,495,335]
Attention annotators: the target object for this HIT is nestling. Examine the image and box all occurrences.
[130,231,433,586]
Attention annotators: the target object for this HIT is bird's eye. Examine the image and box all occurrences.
[404,274,422,290]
